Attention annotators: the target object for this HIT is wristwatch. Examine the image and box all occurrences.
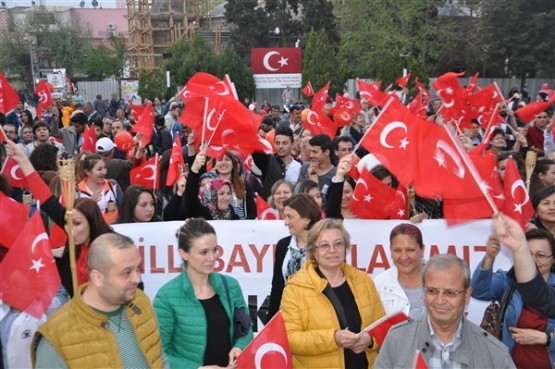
[546,332,552,347]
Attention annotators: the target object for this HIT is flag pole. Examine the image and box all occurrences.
[153,153,159,192]
[442,125,499,214]
[201,97,208,145]
[58,157,78,296]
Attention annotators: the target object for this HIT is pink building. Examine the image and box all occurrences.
[69,8,128,46]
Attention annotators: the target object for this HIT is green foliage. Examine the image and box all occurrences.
[217,44,256,100]
[339,0,449,81]
[0,8,92,88]
[84,36,128,80]
[138,69,166,101]
[302,28,346,96]
[225,0,270,60]
[166,35,219,87]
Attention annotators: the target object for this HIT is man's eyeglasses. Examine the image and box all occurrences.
[4,130,16,134]
[531,252,553,261]
[424,287,465,298]
[316,240,346,251]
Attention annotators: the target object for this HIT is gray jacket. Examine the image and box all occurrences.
[375,314,515,369]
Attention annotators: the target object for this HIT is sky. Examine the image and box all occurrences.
[4,0,119,8]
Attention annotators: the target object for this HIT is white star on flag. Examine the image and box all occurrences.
[278,57,288,67]
[364,194,373,202]
[30,258,45,273]
[514,203,523,214]
[399,137,409,149]
[397,209,405,217]
[445,87,454,95]
[434,150,446,168]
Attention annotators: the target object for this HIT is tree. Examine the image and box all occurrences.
[298,0,339,48]
[166,35,219,88]
[138,69,166,101]
[0,7,91,89]
[217,45,256,100]
[225,0,271,60]
[302,28,346,96]
[339,0,455,82]
[84,36,128,80]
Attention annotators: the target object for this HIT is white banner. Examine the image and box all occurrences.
[113,219,512,332]
[253,74,302,89]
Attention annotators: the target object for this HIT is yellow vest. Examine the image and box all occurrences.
[32,284,163,369]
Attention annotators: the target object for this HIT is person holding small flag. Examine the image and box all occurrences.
[281,218,385,368]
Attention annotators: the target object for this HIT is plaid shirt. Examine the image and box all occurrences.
[427,317,464,369]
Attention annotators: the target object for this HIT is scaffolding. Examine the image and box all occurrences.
[126,0,211,78]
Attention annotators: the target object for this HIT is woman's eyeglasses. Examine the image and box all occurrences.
[316,240,346,251]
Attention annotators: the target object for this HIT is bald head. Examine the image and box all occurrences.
[88,233,135,273]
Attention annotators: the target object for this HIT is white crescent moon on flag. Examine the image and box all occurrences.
[511,179,529,205]
[379,121,407,149]
[31,232,48,253]
[306,111,320,126]
[262,51,281,72]
[352,178,368,202]
[142,164,157,181]
[206,108,218,131]
[38,92,48,104]
[254,343,288,368]
[436,140,465,178]
[213,81,230,96]
[438,89,455,108]
[260,207,280,220]
[340,110,352,121]
[10,165,23,180]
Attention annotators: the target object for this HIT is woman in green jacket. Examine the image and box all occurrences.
[153,218,253,369]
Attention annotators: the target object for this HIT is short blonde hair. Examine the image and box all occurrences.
[305,219,351,264]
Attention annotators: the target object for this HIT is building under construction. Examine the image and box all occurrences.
[126,0,228,78]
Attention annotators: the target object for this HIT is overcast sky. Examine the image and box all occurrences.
[4,0,119,8]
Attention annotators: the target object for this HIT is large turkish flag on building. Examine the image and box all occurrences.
[251,48,302,74]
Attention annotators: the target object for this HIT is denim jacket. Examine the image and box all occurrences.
[471,261,555,367]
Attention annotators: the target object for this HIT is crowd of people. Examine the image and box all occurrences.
[1,79,555,369]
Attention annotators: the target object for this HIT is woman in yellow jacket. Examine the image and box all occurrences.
[281,218,385,369]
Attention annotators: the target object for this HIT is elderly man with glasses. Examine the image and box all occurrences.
[375,254,515,369]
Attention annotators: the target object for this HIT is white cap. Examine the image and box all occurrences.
[96,137,115,153]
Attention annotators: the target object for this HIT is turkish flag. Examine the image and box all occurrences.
[0,211,61,318]
[357,80,390,107]
[346,155,360,181]
[49,221,67,250]
[129,100,145,118]
[466,72,480,94]
[515,95,555,123]
[132,101,155,147]
[413,124,486,201]
[349,167,400,219]
[0,72,20,115]
[301,81,314,97]
[0,125,7,143]
[34,80,53,119]
[359,98,419,188]
[443,152,502,225]
[388,190,409,220]
[311,82,330,112]
[432,71,466,121]
[413,350,429,369]
[181,72,236,102]
[1,156,27,188]
[0,192,28,248]
[79,124,97,153]
[205,145,227,160]
[166,134,184,186]
[501,157,534,228]
[255,194,281,220]
[304,109,337,139]
[395,72,411,88]
[407,78,430,119]
[237,312,292,369]
[332,95,361,115]
[131,154,160,190]
[251,48,302,74]
[64,76,74,93]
